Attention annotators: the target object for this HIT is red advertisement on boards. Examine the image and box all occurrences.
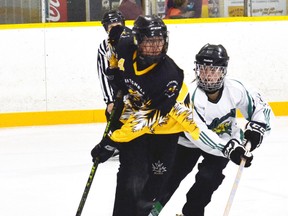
[48,0,68,22]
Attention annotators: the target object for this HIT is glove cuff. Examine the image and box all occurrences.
[244,121,266,151]
[245,121,266,134]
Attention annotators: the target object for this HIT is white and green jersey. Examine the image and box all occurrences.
[180,78,273,157]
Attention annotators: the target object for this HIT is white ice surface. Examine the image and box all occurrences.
[0,117,287,216]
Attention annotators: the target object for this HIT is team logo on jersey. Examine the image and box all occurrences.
[212,122,232,136]
[127,88,144,108]
[208,109,235,136]
[165,80,179,98]
[152,160,167,175]
[122,79,169,132]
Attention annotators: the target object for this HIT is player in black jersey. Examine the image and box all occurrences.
[91,15,253,216]
[103,15,186,216]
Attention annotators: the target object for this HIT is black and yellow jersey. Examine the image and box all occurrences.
[107,34,200,143]
[115,35,184,117]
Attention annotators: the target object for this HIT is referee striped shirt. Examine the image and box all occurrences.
[97,39,114,105]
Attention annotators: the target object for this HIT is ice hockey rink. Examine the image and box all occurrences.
[0,117,287,216]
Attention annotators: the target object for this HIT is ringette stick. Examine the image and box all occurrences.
[223,142,251,216]
[76,159,99,216]
[75,90,123,216]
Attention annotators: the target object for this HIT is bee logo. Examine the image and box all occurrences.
[165,81,179,98]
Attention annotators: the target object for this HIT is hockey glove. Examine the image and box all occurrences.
[222,139,253,167]
[244,121,266,151]
[91,136,118,163]
[105,68,128,95]
[108,25,124,47]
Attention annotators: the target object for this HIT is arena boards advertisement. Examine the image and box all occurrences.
[223,0,286,17]
[47,0,67,22]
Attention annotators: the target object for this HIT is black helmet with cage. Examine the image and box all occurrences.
[101,10,125,32]
[195,44,229,93]
[132,15,169,64]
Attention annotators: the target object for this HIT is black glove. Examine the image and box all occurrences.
[105,68,128,95]
[91,136,118,163]
[244,121,266,151]
[222,139,253,167]
[108,25,124,47]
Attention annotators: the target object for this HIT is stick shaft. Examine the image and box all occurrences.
[223,158,246,216]
[76,159,99,216]
[75,90,123,216]
[223,142,251,216]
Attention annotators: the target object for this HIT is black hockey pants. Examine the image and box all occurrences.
[112,133,179,216]
[160,144,229,216]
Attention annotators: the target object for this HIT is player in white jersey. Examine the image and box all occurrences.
[158,44,273,216]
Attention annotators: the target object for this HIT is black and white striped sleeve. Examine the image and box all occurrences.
[97,39,114,105]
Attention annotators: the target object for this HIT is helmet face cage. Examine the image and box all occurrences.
[102,10,125,32]
[137,31,168,58]
[195,63,227,93]
[194,44,229,93]
[133,15,169,64]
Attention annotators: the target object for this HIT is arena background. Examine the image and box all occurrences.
[0,16,287,127]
